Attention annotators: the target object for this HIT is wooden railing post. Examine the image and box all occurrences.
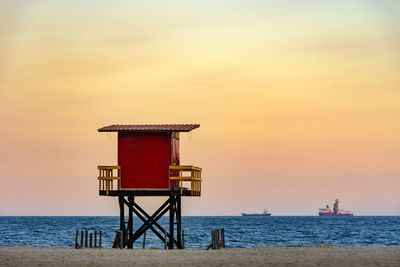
[169,165,202,196]
[98,166,121,194]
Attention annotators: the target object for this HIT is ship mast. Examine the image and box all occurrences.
[333,199,339,214]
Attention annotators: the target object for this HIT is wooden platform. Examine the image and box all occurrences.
[99,190,195,197]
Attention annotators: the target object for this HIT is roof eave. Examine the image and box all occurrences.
[97,124,200,133]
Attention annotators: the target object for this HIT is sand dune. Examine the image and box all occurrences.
[1,246,399,266]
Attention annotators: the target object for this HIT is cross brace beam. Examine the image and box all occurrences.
[118,195,183,249]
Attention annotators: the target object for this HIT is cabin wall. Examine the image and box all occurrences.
[118,132,171,190]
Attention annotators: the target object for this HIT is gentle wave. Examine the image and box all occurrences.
[0,216,399,249]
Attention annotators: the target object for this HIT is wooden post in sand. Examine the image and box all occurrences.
[85,231,88,247]
[221,228,225,248]
[207,229,225,250]
[216,230,220,249]
[208,229,224,250]
[216,229,219,248]
[94,231,97,248]
[99,231,102,248]
[90,233,93,248]
[75,230,79,248]
[80,231,84,248]
[211,230,215,249]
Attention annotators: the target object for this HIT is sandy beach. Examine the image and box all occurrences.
[1,246,399,266]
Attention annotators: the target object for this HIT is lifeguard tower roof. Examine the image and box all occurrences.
[98,124,200,132]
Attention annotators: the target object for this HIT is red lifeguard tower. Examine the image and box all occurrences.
[97,124,202,249]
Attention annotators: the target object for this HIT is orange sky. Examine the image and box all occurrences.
[0,1,399,215]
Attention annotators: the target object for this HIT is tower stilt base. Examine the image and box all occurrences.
[117,195,183,249]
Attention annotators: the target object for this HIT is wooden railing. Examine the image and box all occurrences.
[98,166,120,195]
[169,165,202,196]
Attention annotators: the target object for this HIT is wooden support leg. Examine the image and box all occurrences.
[120,230,124,249]
[169,196,175,249]
[176,196,182,249]
[119,196,125,248]
[127,196,134,249]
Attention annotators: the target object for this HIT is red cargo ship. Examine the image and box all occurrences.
[318,199,354,216]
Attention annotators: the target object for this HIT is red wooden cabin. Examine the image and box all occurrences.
[97,124,202,196]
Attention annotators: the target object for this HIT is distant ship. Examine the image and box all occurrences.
[242,209,271,216]
[319,199,354,216]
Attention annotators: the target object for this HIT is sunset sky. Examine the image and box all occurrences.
[1,0,399,216]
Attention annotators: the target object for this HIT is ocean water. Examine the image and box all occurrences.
[0,216,399,249]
